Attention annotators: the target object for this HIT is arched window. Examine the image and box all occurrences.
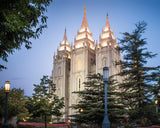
[58,67,61,75]
[76,76,82,91]
[77,57,82,71]
[102,57,107,67]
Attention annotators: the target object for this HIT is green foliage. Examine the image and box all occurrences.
[116,21,160,121]
[70,73,124,126]
[25,76,64,121]
[0,86,5,119]
[0,0,53,71]
[152,77,160,103]
[0,86,29,120]
[108,77,125,123]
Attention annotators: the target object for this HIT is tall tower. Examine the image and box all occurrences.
[96,14,121,78]
[52,29,71,120]
[69,6,95,115]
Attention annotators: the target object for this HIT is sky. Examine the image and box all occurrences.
[0,0,160,96]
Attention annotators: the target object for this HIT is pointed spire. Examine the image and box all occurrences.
[58,28,71,52]
[80,6,89,30]
[99,13,117,47]
[105,13,110,30]
[63,28,67,43]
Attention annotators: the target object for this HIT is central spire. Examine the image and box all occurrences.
[74,7,94,50]
[80,6,89,31]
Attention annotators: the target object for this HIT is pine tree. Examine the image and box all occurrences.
[116,21,160,120]
[153,78,160,102]
[70,73,123,126]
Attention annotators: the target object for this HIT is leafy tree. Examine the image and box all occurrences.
[0,0,52,71]
[70,73,123,127]
[0,86,29,123]
[116,21,160,121]
[25,76,64,127]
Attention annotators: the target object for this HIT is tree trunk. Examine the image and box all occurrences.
[45,114,47,128]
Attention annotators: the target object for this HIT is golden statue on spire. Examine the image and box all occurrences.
[84,6,87,12]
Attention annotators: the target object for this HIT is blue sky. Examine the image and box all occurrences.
[0,0,160,96]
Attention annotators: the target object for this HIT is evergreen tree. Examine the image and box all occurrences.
[152,77,160,118]
[116,21,160,120]
[25,76,64,127]
[70,73,123,126]
[153,78,160,102]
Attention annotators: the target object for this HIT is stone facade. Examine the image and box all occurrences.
[51,7,122,121]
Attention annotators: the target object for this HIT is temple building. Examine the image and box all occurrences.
[51,7,122,121]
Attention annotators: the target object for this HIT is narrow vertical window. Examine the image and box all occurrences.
[58,67,61,75]
[76,76,82,91]
[79,78,81,91]
[103,57,107,67]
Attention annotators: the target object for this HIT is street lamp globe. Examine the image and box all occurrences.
[4,81,10,92]
[103,67,109,82]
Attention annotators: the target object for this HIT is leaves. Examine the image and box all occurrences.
[0,86,29,120]
[0,0,53,70]
[25,75,64,120]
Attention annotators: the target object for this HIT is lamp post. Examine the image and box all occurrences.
[102,67,110,128]
[3,81,10,127]
[155,100,158,114]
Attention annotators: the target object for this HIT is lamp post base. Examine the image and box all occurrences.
[2,122,9,128]
[156,105,158,113]
[102,114,110,128]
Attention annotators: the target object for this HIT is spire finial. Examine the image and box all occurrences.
[105,13,110,30]
[80,6,89,30]
[84,6,87,12]
[62,28,68,44]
